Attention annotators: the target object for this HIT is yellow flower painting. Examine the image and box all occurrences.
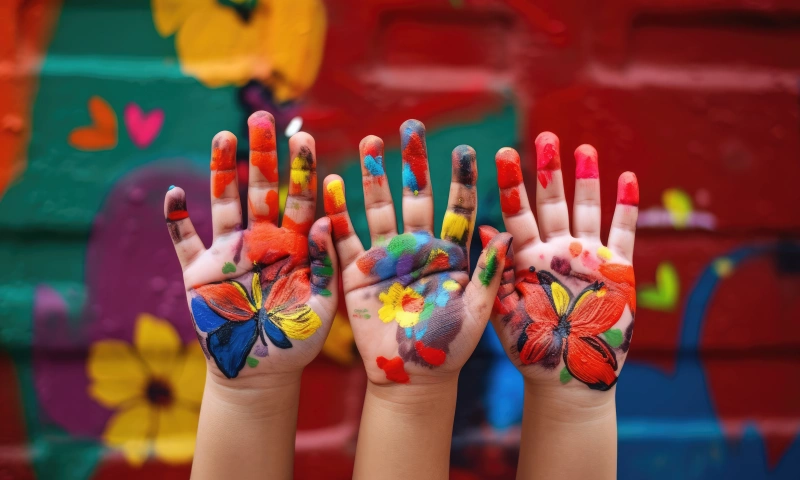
[151,0,327,101]
[88,314,206,466]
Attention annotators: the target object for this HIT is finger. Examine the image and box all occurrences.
[479,226,519,318]
[400,119,434,233]
[210,131,242,240]
[308,217,339,320]
[607,172,639,261]
[360,135,398,244]
[323,175,365,270]
[282,132,317,235]
[535,132,571,240]
[441,145,477,253]
[164,186,206,270]
[572,144,601,239]
[464,231,513,326]
[495,147,540,250]
[247,111,280,225]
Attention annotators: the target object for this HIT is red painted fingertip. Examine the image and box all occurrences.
[617,172,639,206]
[479,225,500,248]
[575,144,599,179]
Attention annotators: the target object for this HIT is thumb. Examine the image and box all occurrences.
[464,230,513,325]
[308,217,338,320]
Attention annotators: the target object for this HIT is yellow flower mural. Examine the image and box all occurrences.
[151,0,327,102]
[88,314,206,466]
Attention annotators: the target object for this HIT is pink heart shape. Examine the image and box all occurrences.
[124,103,164,149]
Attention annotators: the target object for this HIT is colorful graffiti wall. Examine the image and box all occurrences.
[1,0,799,478]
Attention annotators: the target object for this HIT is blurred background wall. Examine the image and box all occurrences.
[1,0,799,478]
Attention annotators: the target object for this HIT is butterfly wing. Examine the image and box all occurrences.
[207,318,259,379]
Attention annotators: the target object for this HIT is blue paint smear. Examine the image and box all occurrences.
[190,296,227,332]
[207,318,258,379]
[364,154,384,176]
[403,162,419,192]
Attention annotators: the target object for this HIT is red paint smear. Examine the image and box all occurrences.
[414,341,446,366]
[495,148,522,189]
[356,250,385,274]
[617,172,639,206]
[266,190,279,223]
[478,225,500,248]
[329,213,350,241]
[245,221,307,266]
[575,146,599,179]
[598,263,636,313]
[282,215,313,235]
[360,136,382,158]
[569,241,582,257]
[212,171,236,198]
[210,137,236,171]
[427,250,451,271]
[376,356,409,383]
[402,295,425,313]
[403,133,428,191]
[492,297,509,315]
[500,188,521,214]
[166,209,188,221]
[248,112,278,182]
[536,139,560,171]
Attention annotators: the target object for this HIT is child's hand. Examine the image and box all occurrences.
[164,112,338,382]
[323,120,511,385]
[486,133,638,394]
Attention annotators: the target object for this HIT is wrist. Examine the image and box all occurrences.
[523,379,616,424]
[203,369,302,418]
[366,374,459,415]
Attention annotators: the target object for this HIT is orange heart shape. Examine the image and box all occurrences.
[68,96,117,150]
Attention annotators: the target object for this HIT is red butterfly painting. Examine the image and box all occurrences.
[511,270,629,391]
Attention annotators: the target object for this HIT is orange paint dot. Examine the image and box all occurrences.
[569,241,582,257]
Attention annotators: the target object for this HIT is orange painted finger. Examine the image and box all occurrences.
[209,131,242,241]
[495,147,540,250]
[247,111,280,225]
[323,175,364,270]
[608,172,639,261]
[282,132,317,235]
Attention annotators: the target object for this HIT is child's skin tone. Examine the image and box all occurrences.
[166,116,637,479]
[323,120,512,480]
[486,133,638,479]
[164,111,338,480]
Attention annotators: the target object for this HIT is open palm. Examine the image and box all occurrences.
[324,121,511,385]
[164,111,338,381]
[485,134,638,392]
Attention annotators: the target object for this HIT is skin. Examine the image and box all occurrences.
[163,111,338,480]
[486,134,639,480]
[325,121,511,480]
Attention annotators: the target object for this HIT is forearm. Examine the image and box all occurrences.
[517,382,617,480]
[191,372,302,480]
[353,376,459,480]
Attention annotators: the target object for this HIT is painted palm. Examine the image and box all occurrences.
[324,121,510,384]
[487,135,638,391]
[165,111,337,380]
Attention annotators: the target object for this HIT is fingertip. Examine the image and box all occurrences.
[400,118,426,136]
[211,131,237,168]
[535,131,561,171]
[289,131,315,152]
[323,175,347,214]
[164,186,188,219]
[478,225,500,248]
[617,172,639,206]
[574,144,598,180]
[359,135,384,156]
[247,110,275,128]
[452,144,477,186]
[495,147,522,189]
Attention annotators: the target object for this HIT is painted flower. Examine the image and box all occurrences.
[151,0,327,101]
[87,314,206,466]
[514,271,628,391]
[191,267,321,378]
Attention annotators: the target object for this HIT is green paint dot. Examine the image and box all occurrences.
[602,328,624,348]
[246,357,259,368]
[318,288,332,297]
[222,262,236,274]
[387,234,417,257]
[559,367,572,384]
